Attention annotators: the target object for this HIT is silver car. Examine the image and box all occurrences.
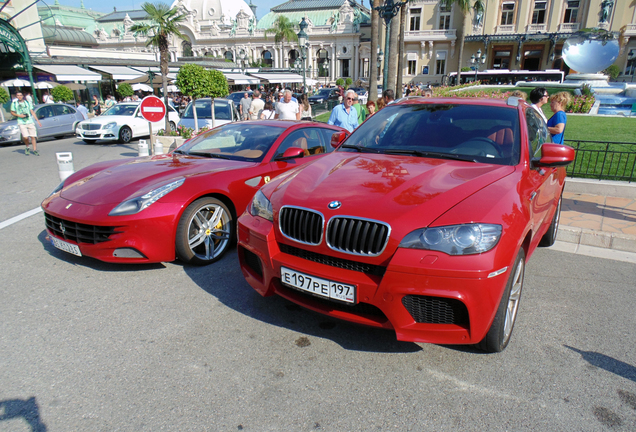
[0,103,85,145]
[177,98,238,130]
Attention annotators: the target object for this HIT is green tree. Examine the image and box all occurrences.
[336,78,345,86]
[130,2,188,133]
[603,64,620,80]
[264,16,298,67]
[51,85,74,102]
[0,87,9,105]
[369,0,381,102]
[175,65,228,131]
[442,0,483,85]
[345,77,353,86]
[117,83,134,100]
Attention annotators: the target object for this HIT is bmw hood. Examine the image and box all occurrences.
[59,154,256,205]
[270,152,515,227]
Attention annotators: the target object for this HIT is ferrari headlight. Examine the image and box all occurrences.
[399,223,502,255]
[104,122,117,130]
[249,190,273,222]
[109,178,185,216]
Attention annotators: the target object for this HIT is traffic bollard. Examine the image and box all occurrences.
[154,141,164,155]
[138,139,149,157]
[56,152,74,181]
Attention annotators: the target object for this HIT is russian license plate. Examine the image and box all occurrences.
[83,131,98,136]
[281,267,356,303]
[51,236,82,257]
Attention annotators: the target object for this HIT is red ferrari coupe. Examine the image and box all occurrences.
[42,121,348,265]
[238,97,575,352]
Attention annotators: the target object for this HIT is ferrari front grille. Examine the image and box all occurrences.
[45,213,121,244]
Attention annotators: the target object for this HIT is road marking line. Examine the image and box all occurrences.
[0,207,43,230]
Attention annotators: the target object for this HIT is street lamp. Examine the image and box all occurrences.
[297,17,309,93]
[323,57,330,86]
[375,0,407,91]
[377,49,384,83]
[628,50,635,82]
[470,49,486,82]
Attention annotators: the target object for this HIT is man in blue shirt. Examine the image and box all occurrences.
[328,89,358,132]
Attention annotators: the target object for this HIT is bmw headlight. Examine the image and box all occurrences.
[109,178,185,216]
[249,190,273,222]
[399,224,502,255]
[104,122,117,130]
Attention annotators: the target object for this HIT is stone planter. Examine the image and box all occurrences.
[153,135,187,153]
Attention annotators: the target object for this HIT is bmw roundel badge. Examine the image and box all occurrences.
[328,201,341,210]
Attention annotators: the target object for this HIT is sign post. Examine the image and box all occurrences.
[139,96,166,155]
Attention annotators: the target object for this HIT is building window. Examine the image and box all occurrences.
[626,50,636,76]
[408,60,417,75]
[564,0,579,23]
[288,49,299,68]
[532,1,547,24]
[410,8,421,31]
[261,50,272,68]
[522,46,543,71]
[492,47,512,70]
[439,4,451,29]
[362,58,369,77]
[341,59,350,77]
[317,49,329,77]
[182,40,193,57]
[501,2,515,25]
[224,51,234,61]
[435,51,446,75]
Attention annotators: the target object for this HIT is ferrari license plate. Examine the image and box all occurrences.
[51,236,82,257]
[281,267,355,303]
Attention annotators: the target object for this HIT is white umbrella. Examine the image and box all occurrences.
[34,81,60,89]
[131,83,153,92]
[1,78,31,87]
[161,85,179,93]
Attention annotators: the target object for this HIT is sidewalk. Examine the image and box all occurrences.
[557,179,636,253]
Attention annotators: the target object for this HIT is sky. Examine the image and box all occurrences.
[62,0,279,19]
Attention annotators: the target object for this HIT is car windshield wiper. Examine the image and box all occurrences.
[380,149,477,163]
[340,144,381,153]
[188,151,230,159]
[172,149,187,155]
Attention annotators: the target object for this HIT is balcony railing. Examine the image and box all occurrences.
[558,22,580,32]
[566,140,636,182]
[496,25,515,34]
[404,29,456,41]
[526,24,547,33]
[624,24,636,36]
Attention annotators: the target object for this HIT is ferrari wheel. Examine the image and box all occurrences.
[477,248,525,353]
[175,197,234,266]
[118,126,132,144]
[539,195,562,247]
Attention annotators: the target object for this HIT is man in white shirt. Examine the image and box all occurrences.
[274,90,300,120]
[76,102,89,120]
[529,87,548,123]
[248,90,265,120]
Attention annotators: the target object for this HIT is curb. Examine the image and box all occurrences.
[565,178,636,199]
[557,225,636,253]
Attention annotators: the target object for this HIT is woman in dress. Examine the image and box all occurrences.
[299,94,312,120]
[260,101,276,119]
[547,92,571,144]
[92,94,102,116]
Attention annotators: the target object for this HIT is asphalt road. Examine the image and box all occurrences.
[1,137,635,431]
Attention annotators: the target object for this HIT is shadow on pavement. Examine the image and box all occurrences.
[565,345,636,383]
[0,397,47,432]
[38,230,165,272]
[184,250,422,354]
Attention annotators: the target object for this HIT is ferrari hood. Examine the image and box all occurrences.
[60,154,256,205]
[271,152,515,227]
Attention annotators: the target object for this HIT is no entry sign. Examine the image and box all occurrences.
[140,96,166,123]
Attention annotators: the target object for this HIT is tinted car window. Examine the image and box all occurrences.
[274,128,330,159]
[36,106,54,119]
[103,104,137,116]
[525,107,551,159]
[341,104,521,165]
[182,100,233,120]
[52,105,75,116]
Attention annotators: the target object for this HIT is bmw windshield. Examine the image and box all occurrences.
[340,103,521,165]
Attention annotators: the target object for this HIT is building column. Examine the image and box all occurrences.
[353,45,358,81]
[331,43,336,81]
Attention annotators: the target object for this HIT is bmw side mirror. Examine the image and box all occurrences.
[533,143,576,167]
[330,131,348,149]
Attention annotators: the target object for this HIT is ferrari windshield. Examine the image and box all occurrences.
[342,103,521,165]
[177,123,285,162]
[102,104,138,117]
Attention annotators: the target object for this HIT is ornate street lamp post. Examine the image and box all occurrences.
[375,0,406,91]
[323,58,330,86]
[470,49,486,82]
[377,49,384,88]
[297,17,309,93]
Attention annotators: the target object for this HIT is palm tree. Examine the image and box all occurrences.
[442,0,483,85]
[387,10,400,92]
[130,2,187,133]
[264,16,298,68]
[369,0,381,102]
[396,4,407,94]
